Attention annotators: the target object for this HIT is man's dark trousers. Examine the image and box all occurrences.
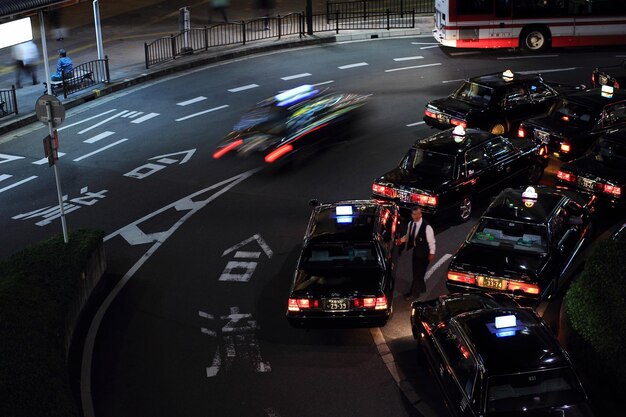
[407,220,430,296]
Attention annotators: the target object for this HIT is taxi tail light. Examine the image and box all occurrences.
[591,71,596,86]
[601,184,621,197]
[424,109,437,119]
[353,296,388,310]
[213,139,243,159]
[288,298,319,312]
[447,271,476,285]
[411,193,438,207]
[560,142,571,153]
[450,118,467,128]
[556,170,576,183]
[517,125,526,138]
[265,144,294,163]
[372,183,397,199]
[615,80,620,89]
[538,145,549,158]
[507,281,540,295]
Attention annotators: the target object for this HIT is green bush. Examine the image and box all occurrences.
[564,238,626,413]
[0,229,104,417]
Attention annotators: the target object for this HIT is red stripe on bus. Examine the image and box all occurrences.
[454,34,626,48]
[444,20,626,30]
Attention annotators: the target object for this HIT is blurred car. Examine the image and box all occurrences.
[591,60,626,89]
[611,220,626,242]
[286,199,400,328]
[372,126,547,223]
[212,84,368,165]
[518,86,626,161]
[447,186,594,305]
[556,129,626,207]
[411,292,595,417]
[423,70,583,135]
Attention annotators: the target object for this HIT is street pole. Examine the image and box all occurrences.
[39,10,51,93]
[306,0,313,35]
[93,0,105,60]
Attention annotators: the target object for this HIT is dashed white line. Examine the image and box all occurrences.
[176,105,229,122]
[131,112,160,124]
[385,62,442,73]
[33,153,66,165]
[84,131,115,144]
[393,56,424,61]
[442,78,465,83]
[177,96,207,106]
[128,112,143,118]
[517,67,576,74]
[338,62,368,69]
[73,139,128,162]
[280,73,311,80]
[411,42,438,45]
[57,109,117,131]
[228,84,259,92]
[497,54,559,60]
[313,80,334,86]
[0,153,25,164]
[406,121,425,127]
[78,110,129,134]
[420,45,439,50]
[0,174,11,182]
[122,111,138,118]
[0,175,37,194]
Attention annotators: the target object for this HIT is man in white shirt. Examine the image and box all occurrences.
[398,206,436,300]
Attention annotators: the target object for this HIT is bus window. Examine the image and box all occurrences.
[496,0,512,18]
[458,0,493,15]
[514,0,566,18]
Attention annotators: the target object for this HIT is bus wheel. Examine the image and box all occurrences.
[490,122,507,135]
[521,27,550,52]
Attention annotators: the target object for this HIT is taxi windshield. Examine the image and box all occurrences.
[486,368,587,414]
[301,242,379,268]
[233,103,288,135]
[403,148,456,178]
[593,138,626,161]
[452,82,493,106]
[548,99,593,127]
[469,218,548,253]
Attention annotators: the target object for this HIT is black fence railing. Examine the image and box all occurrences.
[314,10,415,32]
[0,85,18,119]
[327,0,434,16]
[59,57,110,99]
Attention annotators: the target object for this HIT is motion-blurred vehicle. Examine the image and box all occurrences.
[411,292,595,417]
[286,199,399,328]
[556,129,625,207]
[447,186,594,305]
[212,84,368,165]
[423,70,583,135]
[518,86,626,161]
[591,60,626,89]
[372,126,547,223]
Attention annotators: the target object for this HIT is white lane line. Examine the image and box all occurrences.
[616,55,626,57]
[73,139,128,162]
[177,96,208,106]
[411,42,438,45]
[406,121,425,127]
[57,109,117,131]
[517,67,576,74]
[0,174,11,181]
[497,54,559,60]
[175,105,229,122]
[228,84,259,92]
[84,131,115,144]
[442,78,465,83]
[393,56,423,61]
[313,80,334,86]
[33,152,66,165]
[78,110,129,134]
[0,175,37,194]
[0,153,25,164]
[128,111,143,119]
[449,51,481,56]
[131,112,160,124]
[385,62,442,73]
[425,254,452,282]
[280,73,311,80]
[420,45,439,50]
[338,62,368,69]
[121,111,135,118]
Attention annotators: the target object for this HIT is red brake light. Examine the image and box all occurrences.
[353,296,388,310]
[557,170,576,182]
[561,115,570,122]
[507,280,540,295]
[560,143,571,153]
[375,296,388,310]
[265,144,294,163]
[411,193,438,206]
[602,184,622,197]
[591,72,596,86]
[288,298,319,312]
[450,118,467,128]
[213,139,243,159]
[424,109,437,119]
[447,271,476,285]
[518,126,526,138]
[615,80,620,89]
[372,183,397,198]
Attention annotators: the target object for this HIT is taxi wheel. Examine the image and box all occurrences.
[527,162,544,184]
[490,122,507,135]
[458,197,472,223]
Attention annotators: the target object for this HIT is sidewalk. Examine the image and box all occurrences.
[0,0,434,137]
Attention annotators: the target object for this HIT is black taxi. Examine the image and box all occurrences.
[423,70,581,135]
[372,126,547,223]
[411,292,595,417]
[286,199,399,328]
[518,86,626,161]
[591,59,626,89]
[556,129,625,207]
[447,186,594,305]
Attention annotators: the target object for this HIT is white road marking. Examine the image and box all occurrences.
[442,78,465,83]
[78,110,129,134]
[411,42,438,45]
[177,96,207,106]
[393,56,423,61]
[57,108,117,131]
[385,62,442,73]
[84,131,115,144]
[228,84,259,92]
[497,54,559,60]
[33,152,66,165]
[265,408,281,417]
[0,174,10,182]
[0,153,25,164]
[449,51,480,56]
[338,62,368,69]
[219,261,258,282]
[280,73,311,80]
[420,45,439,49]
[73,139,128,162]
[313,80,334,86]
[0,176,37,194]
[425,254,452,282]
[128,111,143,118]
[121,111,137,118]
[223,234,273,258]
[176,105,229,122]
[406,121,425,127]
[131,112,160,124]
[234,251,261,258]
[517,67,576,74]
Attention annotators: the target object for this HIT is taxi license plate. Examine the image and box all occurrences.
[477,276,505,290]
[437,113,449,124]
[579,177,595,190]
[534,130,550,144]
[398,190,411,203]
[324,299,349,311]
[600,75,608,85]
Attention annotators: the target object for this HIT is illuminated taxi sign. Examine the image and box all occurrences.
[452,125,466,143]
[335,205,353,216]
[486,314,525,338]
[275,85,318,107]
[495,314,516,329]
[601,85,614,98]
[502,69,514,81]
[521,186,538,207]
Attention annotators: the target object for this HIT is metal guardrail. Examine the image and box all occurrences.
[327,0,434,16]
[312,10,415,33]
[59,57,111,99]
[0,85,18,119]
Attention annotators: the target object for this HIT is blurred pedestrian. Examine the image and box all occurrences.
[11,40,39,88]
[51,49,73,82]
[49,9,67,41]
[209,0,230,23]
[257,0,275,30]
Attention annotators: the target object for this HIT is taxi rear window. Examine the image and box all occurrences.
[595,138,626,160]
[469,219,548,253]
[453,82,493,106]
[403,149,456,178]
[301,242,378,267]
[548,99,593,127]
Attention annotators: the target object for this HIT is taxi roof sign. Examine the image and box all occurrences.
[522,186,538,200]
[601,85,614,98]
[452,125,466,142]
[495,314,517,329]
[335,205,353,216]
[502,69,514,81]
[275,85,317,107]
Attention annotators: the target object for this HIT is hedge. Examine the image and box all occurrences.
[0,229,104,417]
[564,238,626,414]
